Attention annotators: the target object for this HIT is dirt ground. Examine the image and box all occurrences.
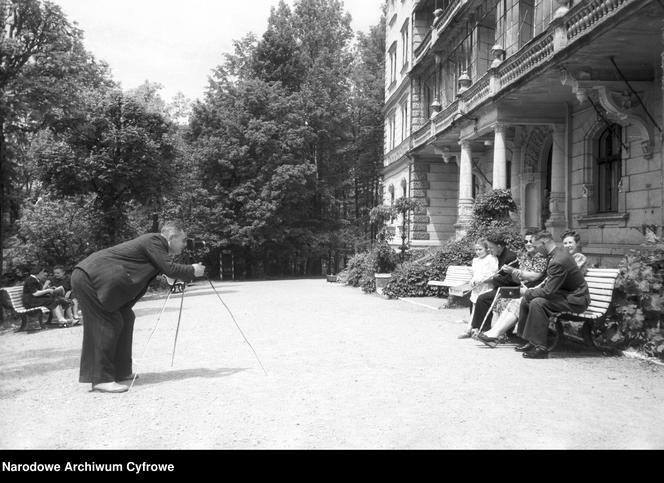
[1,279,663,449]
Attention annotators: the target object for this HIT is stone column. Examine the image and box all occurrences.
[493,123,508,190]
[455,140,474,238]
[545,124,568,238]
[510,132,523,227]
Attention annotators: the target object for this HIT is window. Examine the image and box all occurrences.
[387,112,396,151]
[401,20,409,68]
[400,99,408,142]
[596,124,622,213]
[533,0,555,36]
[388,42,398,86]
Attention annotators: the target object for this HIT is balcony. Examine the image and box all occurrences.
[385,137,413,166]
[450,0,640,120]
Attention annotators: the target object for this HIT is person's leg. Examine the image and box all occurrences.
[72,269,124,385]
[521,295,571,348]
[471,289,497,331]
[484,311,518,338]
[114,307,135,380]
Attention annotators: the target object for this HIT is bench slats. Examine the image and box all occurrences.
[427,265,473,289]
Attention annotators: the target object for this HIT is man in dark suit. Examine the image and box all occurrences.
[463,234,519,336]
[516,230,590,359]
[71,221,205,393]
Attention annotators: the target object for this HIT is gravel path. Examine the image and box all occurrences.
[1,279,663,449]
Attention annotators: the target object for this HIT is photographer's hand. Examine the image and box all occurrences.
[192,263,206,277]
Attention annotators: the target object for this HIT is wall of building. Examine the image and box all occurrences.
[569,81,664,266]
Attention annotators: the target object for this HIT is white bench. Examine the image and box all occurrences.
[550,268,621,350]
[1,286,52,331]
[427,266,473,297]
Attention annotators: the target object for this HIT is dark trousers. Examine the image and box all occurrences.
[470,289,498,330]
[517,295,585,347]
[72,268,135,385]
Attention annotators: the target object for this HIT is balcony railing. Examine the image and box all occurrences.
[496,32,554,91]
[566,0,628,41]
[460,74,491,112]
[413,28,432,62]
[434,100,460,136]
[412,121,432,149]
[385,137,412,166]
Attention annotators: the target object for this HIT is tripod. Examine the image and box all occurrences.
[130,276,267,391]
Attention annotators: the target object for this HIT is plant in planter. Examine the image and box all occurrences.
[368,205,400,294]
[393,197,423,261]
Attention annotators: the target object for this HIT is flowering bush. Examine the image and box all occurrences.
[597,240,664,360]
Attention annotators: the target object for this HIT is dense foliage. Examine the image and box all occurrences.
[596,240,664,360]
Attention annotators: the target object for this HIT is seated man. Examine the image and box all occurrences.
[52,266,81,325]
[22,266,72,326]
[462,234,519,337]
[516,230,590,359]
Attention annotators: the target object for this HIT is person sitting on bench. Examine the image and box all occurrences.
[462,234,519,338]
[22,266,73,326]
[476,230,548,347]
[515,230,590,359]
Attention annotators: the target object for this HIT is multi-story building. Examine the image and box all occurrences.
[383,0,664,265]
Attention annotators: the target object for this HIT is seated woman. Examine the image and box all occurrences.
[561,230,588,275]
[476,231,548,348]
[22,266,73,326]
[458,238,498,338]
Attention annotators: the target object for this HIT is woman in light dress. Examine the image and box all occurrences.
[459,238,498,338]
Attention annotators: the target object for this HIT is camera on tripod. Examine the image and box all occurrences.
[186,238,207,251]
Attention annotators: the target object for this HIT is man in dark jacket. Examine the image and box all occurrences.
[72,221,205,393]
[516,230,590,359]
[463,235,519,336]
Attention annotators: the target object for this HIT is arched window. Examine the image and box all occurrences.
[596,124,622,213]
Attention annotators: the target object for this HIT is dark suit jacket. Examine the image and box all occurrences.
[490,248,519,287]
[76,234,195,312]
[524,246,590,308]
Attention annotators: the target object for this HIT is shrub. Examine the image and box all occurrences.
[345,252,370,287]
[383,238,474,299]
[597,240,664,360]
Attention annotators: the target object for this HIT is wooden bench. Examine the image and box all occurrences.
[1,286,53,331]
[427,265,473,297]
[549,268,621,350]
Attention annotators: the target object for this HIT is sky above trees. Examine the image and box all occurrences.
[55,0,386,102]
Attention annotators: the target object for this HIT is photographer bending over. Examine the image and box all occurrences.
[72,221,205,393]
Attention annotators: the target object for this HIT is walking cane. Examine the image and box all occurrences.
[477,287,507,334]
[129,287,176,391]
[206,277,268,376]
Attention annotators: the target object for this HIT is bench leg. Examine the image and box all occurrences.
[18,315,28,332]
[546,317,564,352]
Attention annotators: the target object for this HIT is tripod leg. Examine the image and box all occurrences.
[207,277,268,376]
[129,288,174,391]
[170,282,187,367]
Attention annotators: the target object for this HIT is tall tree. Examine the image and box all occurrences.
[0,0,111,270]
[35,89,178,245]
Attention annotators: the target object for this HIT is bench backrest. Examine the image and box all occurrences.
[442,266,473,286]
[584,268,621,317]
[2,286,25,310]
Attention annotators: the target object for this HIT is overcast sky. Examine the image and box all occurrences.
[55,0,385,102]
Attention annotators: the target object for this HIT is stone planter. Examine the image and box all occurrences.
[374,273,393,295]
[326,275,338,283]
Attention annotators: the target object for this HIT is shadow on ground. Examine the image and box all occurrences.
[133,367,247,387]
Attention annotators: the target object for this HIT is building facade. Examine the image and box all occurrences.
[383,0,664,266]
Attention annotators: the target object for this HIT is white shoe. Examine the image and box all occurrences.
[92,382,129,393]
